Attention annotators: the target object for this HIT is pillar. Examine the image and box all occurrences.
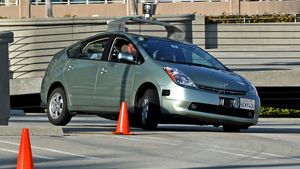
[19,0,31,18]
[0,31,14,125]
[230,0,240,15]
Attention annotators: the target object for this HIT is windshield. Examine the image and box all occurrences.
[137,37,228,70]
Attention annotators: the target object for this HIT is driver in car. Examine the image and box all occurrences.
[121,42,138,58]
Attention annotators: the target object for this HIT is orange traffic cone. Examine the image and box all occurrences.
[112,101,132,135]
[16,128,34,169]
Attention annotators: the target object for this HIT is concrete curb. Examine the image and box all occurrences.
[10,109,25,116]
[0,126,64,136]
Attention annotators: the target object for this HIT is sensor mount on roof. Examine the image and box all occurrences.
[107,17,184,42]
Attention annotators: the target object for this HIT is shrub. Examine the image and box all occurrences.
[206,14,297,23]
[260,107,300,117]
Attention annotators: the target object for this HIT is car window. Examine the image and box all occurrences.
[138,37,227,70]
[81,38,108,60]
[109,38,127,62]
[182,47,212,66]
[67,42,81,58]
[108,37,141,64]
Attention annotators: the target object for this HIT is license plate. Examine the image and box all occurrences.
[240,98,255,110]
[220,97,235,108]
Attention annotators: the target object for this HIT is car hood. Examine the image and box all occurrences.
[160,62,249,92]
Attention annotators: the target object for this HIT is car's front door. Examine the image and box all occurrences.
[64,37,109,107]
[94,37,138,110]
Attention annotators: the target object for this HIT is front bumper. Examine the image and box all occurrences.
[160,84,260,126]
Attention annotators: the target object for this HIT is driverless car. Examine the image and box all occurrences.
[41,17,260,132]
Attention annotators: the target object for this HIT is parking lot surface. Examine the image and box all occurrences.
[1,113,300,169]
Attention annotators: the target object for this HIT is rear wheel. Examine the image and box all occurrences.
[47,88,72,126]
[138,89,160,130]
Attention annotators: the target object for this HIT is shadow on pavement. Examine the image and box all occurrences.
[187,162,300,169]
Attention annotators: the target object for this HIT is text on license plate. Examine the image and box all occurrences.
[240,98,255,110]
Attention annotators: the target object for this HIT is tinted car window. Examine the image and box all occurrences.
[82,38,108,60]
[138,37,227,70]
[109,38,142,64]
[109,38,129,62]
[67,42,81,58]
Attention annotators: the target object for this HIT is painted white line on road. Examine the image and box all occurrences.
[0,140,19,146]
[261,152,286,158]
[198,143,294,159]
[114,135,179,146]
[31,146,101,160]
[0,165,15,169]
[207,149,266,160]
[0,140,100,160]
[0,148,54,160]
[131,136,294,161]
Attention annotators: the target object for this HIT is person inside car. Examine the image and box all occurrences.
[121,42,137,57]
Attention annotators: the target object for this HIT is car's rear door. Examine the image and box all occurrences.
[94,36,138,110]
[63,36,110,107]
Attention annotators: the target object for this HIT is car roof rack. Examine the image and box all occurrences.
[107,16,184,41]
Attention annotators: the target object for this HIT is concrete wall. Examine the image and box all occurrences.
[31,4,127,18]
[241,1,300,15]
[1,1,300,19]
[149,2,230,16]
[0,6,19,18]
[205,23,300,87]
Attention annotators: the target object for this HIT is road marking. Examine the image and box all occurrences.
[197,143,293,159]
[0,148,54,160]
[127,136,297,160]
[207,149,266,160]
[0,164,19,169]
[31,146,101,160]
[0,140,100,160]
[114,135,179,146]
[0,140,19,146]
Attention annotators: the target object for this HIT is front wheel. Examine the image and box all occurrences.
[47,87,72,126]
[138,89,160,130]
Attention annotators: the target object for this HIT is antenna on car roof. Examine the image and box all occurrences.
[107,16,184,42]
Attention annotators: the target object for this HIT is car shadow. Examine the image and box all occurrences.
[62,122,300,135]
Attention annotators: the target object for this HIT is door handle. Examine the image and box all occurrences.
[100,68,108,74]
[66,65,74,71]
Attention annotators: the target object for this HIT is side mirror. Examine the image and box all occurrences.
[118,52,134,63]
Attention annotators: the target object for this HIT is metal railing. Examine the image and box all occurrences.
[0,0,18,6]
[31,0,125,5]
[1,0,300,5]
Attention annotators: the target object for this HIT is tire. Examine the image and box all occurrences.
[223,125,248,132]
[138,89,160,130]
[47,87,72,126]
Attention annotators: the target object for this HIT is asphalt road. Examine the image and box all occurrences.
[1,114,300,169]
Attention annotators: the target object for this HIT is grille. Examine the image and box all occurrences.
[189,102,254,119]
[196,84,246,95]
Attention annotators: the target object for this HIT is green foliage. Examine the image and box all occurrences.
[0,16,8,19]
[206,14,297,23]
[64,14,76,18]
[260,107,300,117]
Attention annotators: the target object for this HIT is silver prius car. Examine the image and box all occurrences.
[41,19,260,132]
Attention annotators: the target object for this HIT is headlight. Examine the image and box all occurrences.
[164,67,197,89]
[248,83,258,95]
